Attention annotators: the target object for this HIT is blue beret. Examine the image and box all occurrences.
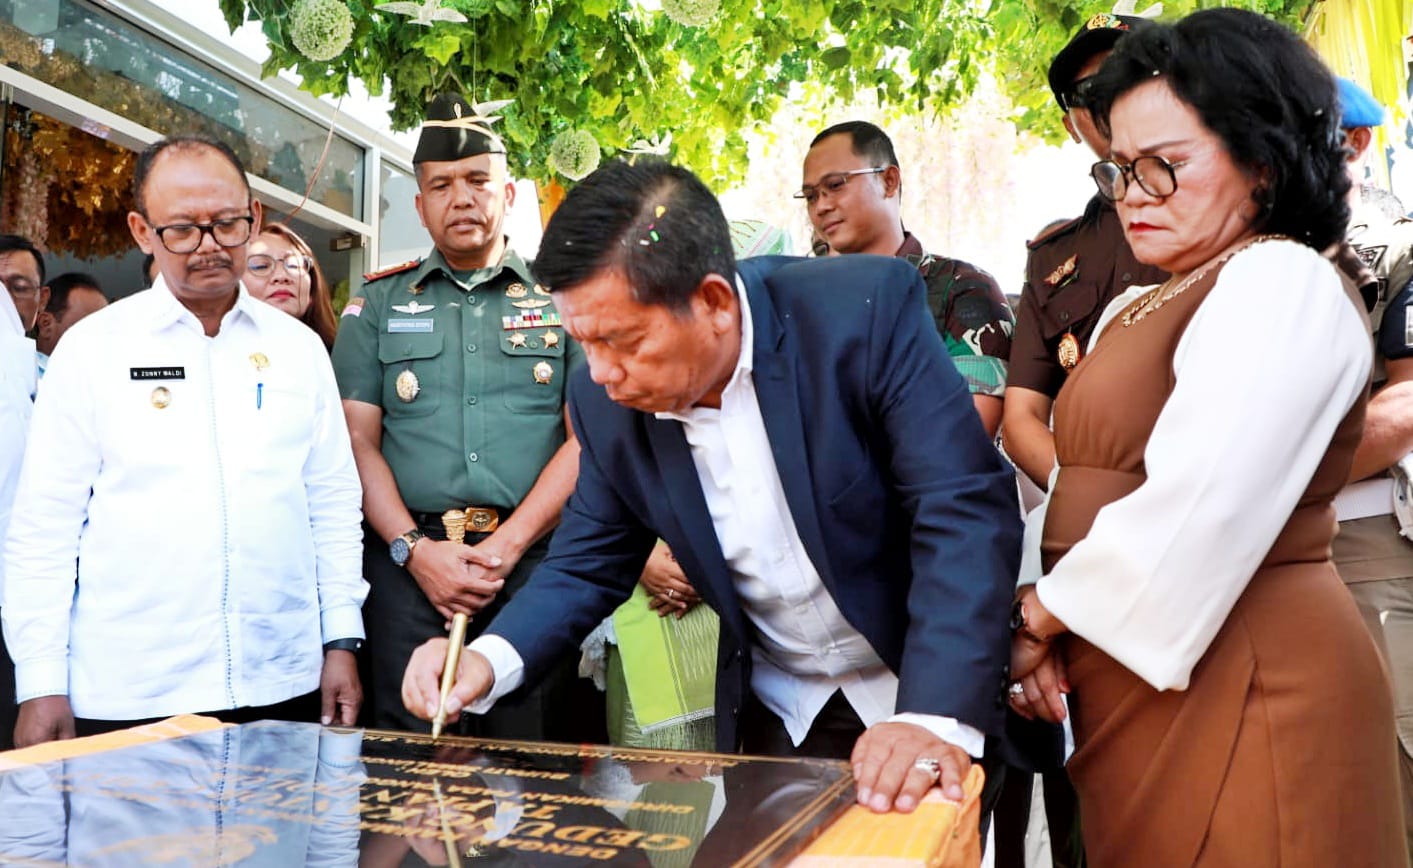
[1338,77,1385,129]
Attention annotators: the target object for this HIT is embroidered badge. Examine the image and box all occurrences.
[392,301,436,315]
[341,298,364,318]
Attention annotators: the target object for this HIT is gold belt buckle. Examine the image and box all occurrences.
[465,506,499,533]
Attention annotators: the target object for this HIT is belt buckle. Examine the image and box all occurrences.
[465,506,499,533]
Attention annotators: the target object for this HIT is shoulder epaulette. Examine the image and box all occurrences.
[362,259,420,282]
[1026,216,1083,250]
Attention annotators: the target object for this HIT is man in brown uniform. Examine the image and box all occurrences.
[994,14,1163,868]
[1001,13,1166,490]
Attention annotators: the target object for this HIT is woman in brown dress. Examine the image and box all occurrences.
[1006,9,1406,866]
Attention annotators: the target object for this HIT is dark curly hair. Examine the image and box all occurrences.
[1086,8,1349,250]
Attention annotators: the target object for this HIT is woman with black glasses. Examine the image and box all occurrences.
[245,223,338,351]
[1004,8,1404,865]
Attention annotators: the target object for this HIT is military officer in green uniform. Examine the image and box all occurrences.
[331,93,591,736]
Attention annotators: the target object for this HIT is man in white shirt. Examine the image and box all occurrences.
[0,234,45,751]
[403,160,1021,816]
[33,272,107,380]
[4,136,368,746]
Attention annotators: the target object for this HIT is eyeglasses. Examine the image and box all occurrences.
[247,253,313,277]
[1061,76,1097,112]
[1091,156,1191,202]
[2,275,40,298]
[146,215,254,254]
[793,167,886,205]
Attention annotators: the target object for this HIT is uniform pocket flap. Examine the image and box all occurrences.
[377,333,444,363]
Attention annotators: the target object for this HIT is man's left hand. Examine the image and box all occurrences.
[320,649,362,726]
[850,722,970,813]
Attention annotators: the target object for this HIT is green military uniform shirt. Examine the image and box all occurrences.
[331,248,584,513]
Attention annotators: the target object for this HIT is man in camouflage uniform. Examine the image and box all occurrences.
[800,121,1013,435]
[1330,77,1413,858]
[332,93,596,738]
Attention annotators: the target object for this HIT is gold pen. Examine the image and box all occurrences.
[433,508,471,740]
[432,611,469,740]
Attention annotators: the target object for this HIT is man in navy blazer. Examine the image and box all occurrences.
[404,160,1021,814]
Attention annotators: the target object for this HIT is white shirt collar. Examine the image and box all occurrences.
[147,275,259,335]
[655,275,751,422]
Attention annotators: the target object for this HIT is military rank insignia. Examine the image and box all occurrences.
[1044,255,1078,288]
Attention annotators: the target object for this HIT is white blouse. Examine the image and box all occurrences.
[1035,239,1371,691]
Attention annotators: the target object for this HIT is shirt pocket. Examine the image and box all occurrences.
[378,332,444,418]
[1037,280,1100,341]
[498,332,566,414]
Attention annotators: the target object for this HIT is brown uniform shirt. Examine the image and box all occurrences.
[1009,196,1167,398]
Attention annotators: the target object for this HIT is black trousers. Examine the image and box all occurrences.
[361,526,604,743]
[73,689,323,737]
[0,609,15,751]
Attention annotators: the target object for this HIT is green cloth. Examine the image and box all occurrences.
[330,248,584,512]
[728,219,792,258]
[610,584,718,747]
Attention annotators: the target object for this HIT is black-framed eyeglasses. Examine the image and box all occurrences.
[1091,156,1191,202]
[793,167,886,205]
[146,215,254,254]
[1061,76,1097,112]
[247,253,313,277]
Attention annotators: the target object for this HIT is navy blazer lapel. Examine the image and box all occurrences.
[643,416,749,640]
[741,272,838,593]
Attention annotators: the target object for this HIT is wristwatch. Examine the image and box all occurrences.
[323,638,363,654]
[389,528,424,567]
[1010,598,1052,644]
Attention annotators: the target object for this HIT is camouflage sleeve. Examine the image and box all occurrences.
[937,264,1015,397]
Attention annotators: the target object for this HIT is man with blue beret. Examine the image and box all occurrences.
[1331,75,1413,859]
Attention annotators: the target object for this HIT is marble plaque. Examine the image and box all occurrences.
[0,721,856,866]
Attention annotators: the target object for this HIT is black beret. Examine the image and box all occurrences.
[413,93,508,164]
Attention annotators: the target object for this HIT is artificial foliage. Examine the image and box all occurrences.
[547,129,602,181]
[1,109,137,259]
[217,0,1318,188]
[289,0,357,60]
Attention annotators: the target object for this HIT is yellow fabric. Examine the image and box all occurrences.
[793,764,985,867]
[1305,0,1413,186]
[0,714,227,771]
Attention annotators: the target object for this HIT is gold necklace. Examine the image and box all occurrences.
[1122,234,1285,327]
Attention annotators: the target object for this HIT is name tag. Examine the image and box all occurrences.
[130,366,185,380]
[387,319,434,334]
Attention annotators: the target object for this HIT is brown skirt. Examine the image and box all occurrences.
[1063,560,1406,867]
